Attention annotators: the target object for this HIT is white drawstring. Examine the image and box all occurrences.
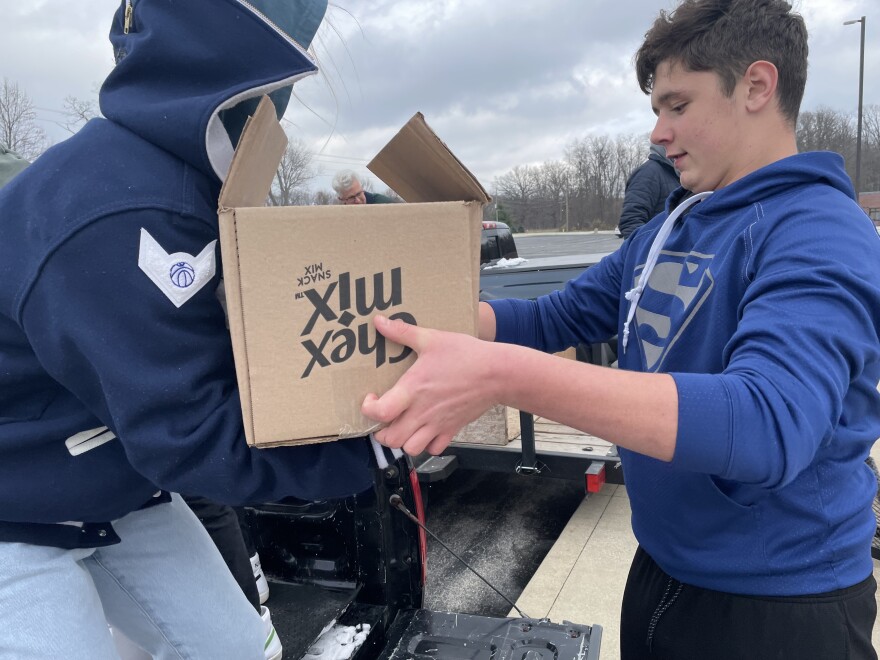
[370,433,403,469]
[621,191,713,353]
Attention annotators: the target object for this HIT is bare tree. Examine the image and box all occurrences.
[490,134,646,232]
[615,134,649,193]
[312,189,335,206]
[796,106,880,192]
[494,165,539,229]
[381,187,403,202]
[564,136,620,230]
[797,107,855,155]
[864,104,880,151]
[590,136,619,227]
[534,160,572,230]
[0,78,47,160]
[268,136,313,206]
[861,104,880,192]
[61,94,100,134]
[486,102,878,234]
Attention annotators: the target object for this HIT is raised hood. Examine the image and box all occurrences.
[99,0,324,182]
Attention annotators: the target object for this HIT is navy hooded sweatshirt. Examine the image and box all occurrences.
[0,0,373,536]
[490,152,880,596]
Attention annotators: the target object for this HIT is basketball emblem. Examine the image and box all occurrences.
[138,229,217,308]
[170,262,196,288]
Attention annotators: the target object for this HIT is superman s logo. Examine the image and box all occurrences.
[632,251,715,371]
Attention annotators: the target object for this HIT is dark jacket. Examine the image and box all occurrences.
[618,144,680,239]
[365,191,396,204]
[0,0,371,540]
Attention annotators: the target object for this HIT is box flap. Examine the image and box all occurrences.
[218,96,288,209]
[367,112,491,204]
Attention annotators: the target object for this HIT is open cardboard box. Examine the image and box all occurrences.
[219,97,487,447]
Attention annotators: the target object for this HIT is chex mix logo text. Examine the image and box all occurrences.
[295,263,415,378]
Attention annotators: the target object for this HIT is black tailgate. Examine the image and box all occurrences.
[377,609,601,660]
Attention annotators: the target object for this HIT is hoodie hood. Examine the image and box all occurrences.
[648,143,676,171]
[99,0,327,182]
[668,151,857,216]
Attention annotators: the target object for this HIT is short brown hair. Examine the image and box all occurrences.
[635,0,808,125]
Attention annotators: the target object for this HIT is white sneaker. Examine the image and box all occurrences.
[261,606,283,660]
[251,552,270,604]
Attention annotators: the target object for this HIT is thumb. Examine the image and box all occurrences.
[361,387,410,424]
[374,315,427,353]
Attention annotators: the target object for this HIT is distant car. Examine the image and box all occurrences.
[480,221,518,264]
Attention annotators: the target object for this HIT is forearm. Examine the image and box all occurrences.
[492,342,678,461]
[478,301,496,340]
[365,315,677,461]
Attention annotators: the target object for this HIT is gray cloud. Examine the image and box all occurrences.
[1,0,876,193]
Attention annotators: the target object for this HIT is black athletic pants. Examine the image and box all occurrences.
[183,495,260,612]
[620,546,877,659]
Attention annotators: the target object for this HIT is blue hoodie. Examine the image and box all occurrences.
[0,0,372,532]
[490,152,880,596]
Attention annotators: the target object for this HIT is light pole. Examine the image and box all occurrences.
[843,15,866,195]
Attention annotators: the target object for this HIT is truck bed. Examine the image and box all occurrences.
[479,254,609,302]
[268,581,358,659]
[378,609,601,660]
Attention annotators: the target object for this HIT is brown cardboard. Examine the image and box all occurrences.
[367,112,491,204]
[219,98,484,447]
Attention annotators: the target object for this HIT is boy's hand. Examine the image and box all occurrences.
[361,315,498,456]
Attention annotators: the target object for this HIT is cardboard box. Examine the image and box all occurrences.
[219,98,487,447]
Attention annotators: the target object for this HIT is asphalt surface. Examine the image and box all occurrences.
[514,231,624,259]
[422,231,620,618]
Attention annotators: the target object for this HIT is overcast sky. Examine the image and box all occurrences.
[2,1,877,194]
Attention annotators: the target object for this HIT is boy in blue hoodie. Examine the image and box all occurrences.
[364,0,880,657]
[0,1,373,658]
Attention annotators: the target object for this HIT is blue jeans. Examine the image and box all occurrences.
[0,494,265,659]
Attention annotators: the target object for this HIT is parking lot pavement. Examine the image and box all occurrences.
[514,232,623,260]
[511,484,634,660]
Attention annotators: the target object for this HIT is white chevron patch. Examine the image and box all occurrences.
[65,426,117,456]
[138,229,217,308]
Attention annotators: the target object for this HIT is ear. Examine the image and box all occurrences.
[743,60,779,114]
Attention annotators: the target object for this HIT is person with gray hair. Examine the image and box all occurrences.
[332,168,395,205]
